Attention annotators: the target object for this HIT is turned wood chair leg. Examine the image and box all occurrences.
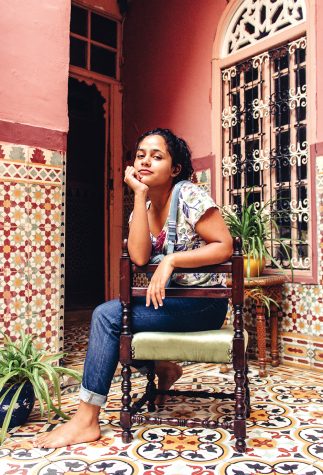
[120,363,133,443]
[234,368,247,453]
[146,364,156,412]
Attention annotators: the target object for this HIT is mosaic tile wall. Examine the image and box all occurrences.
[0,141,65,352]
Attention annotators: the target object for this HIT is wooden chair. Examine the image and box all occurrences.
[119,237,249,452]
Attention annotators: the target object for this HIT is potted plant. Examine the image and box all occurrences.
[0,331,82,444]
[221,196,291,278]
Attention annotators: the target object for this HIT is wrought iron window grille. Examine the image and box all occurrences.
[221,36,309,271]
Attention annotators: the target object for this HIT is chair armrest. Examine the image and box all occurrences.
[132,262,232,275]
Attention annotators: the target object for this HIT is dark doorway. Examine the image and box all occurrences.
[65,77,106,317]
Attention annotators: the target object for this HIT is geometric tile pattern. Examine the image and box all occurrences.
[2,363,323,474]
[63,320,90,370]
[0,141,65,353]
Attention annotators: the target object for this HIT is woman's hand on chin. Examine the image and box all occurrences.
[146,255,175,309]
[124,166,149,194]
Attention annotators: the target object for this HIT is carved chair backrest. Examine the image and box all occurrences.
[119,237,244,340]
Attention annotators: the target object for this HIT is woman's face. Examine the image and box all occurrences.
[134,135,179,188]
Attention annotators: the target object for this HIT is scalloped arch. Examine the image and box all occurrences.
[220,0,306,58]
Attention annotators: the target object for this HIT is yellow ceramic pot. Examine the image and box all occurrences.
[244,256,266,277]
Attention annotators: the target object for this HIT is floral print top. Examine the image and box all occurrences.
[130,182,226,287]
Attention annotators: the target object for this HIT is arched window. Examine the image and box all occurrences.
[212,0,314,278]
[222,0,306,56]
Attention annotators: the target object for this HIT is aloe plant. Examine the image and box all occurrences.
[0,331,82,444]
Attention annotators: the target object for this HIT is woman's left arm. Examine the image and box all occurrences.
[146,208,232,309]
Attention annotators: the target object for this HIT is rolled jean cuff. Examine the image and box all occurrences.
[79,383,107,407]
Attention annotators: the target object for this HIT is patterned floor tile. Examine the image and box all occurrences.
[3,326,323,474]
[3,363,323,473]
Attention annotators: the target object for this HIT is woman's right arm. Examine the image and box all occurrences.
[124,166,152,266]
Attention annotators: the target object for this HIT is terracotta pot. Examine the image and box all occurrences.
[244,256,266,277]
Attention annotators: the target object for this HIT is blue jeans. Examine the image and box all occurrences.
[80,296,228,406]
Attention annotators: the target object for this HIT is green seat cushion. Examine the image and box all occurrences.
[131,327,248,363]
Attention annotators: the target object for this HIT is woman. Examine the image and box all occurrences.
[34,128,232,449]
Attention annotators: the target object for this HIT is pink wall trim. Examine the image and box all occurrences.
[308,143,319,284]
[0,120,67,151]
[315,141,323,155]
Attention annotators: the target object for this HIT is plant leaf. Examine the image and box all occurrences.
[0,383,16,405]
[0,381,25,445]
[29,371,45,417]
[0,371,20,391]
[53,366,82,381]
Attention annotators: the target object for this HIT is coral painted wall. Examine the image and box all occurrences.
[0,0,70,132]
[122,0,227,158]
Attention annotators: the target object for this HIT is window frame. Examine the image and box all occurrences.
[70,1,121,84]
[211,0,318,284]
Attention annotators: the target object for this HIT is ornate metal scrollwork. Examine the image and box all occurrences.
[290,198,309,223]
[290,256,310,269]
[289,142,308,167]
[252,148,270,171]
[252,98,270,119]
[289,85,307,109]
[288,36,307,54]
[222,105,238,128]
[222,154,238,176]
[222,66,237,82]
[252,52,270,68]
[222,203,239,214]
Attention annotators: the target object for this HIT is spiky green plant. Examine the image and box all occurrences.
[221,196,292,277]
[0,331,82,444]
[246,287,280,316]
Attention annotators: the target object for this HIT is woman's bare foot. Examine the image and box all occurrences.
[155,361,183,405]
[33,401,101,449]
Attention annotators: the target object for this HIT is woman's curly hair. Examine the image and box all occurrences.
[135,128,194,184]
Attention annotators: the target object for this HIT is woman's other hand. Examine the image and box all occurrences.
[124,166,148,194]
[146,255,174,309]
